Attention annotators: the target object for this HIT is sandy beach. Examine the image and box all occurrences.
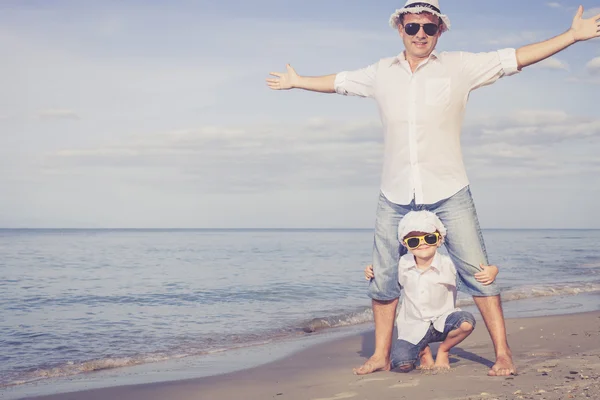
[20,310,600,400]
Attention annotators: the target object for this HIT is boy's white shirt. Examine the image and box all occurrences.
[396,251,460,345]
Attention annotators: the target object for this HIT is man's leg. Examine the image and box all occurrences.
[353,298,398,375]
[472,295,514,376]
[431,186,516,376]
[353,192,409,375]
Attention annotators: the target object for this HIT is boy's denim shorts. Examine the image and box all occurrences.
[390,311,476,369]
[369,186,500,301]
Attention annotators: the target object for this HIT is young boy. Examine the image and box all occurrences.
[364,210,498,371]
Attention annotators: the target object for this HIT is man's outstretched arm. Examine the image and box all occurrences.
[266,64,336,93]
[517,5,600,69]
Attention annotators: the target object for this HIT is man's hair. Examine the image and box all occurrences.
[399,12,443,29]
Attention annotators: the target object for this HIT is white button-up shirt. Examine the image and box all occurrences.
[396,252,459,345]
[334,49,520,205]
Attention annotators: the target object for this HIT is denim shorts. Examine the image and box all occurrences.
[369,186,499,301]
[390,311,476,369]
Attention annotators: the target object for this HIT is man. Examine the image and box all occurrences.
[266,0,600,377]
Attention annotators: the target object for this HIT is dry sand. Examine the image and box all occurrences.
[24,311,600,400]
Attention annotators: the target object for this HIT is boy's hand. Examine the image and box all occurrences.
[364,265,374,281]
[474,263,499,286]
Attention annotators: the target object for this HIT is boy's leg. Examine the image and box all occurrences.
[431,186,516,376]
[354,192,410,375]
[434,311,476,370]
[417,345,435,370]
[391,328,435,372]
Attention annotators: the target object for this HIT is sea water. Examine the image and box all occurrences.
[1,229,599,396]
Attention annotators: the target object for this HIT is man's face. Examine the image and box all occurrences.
[398,12,441,59]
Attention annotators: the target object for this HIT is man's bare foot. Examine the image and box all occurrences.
[353,356,390,375]
[488,354,517,376]
[433,350,451,370]
[416,346,435,370]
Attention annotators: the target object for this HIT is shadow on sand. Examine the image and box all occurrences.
[355,328,494,371]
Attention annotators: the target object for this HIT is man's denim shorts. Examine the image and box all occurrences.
[369,186,500,301]
[390,310,476,369]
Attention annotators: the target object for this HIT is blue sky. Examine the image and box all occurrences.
[1,0,600,228]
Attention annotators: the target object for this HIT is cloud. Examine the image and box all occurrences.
[37,109,79,120]
[486,31,540,46]
[531,57,569,71]
[44,119,385,193]
[467,110,600,144]
[545,2,596,13]
[586,57,600,75]
[40,109,600,196]
[582,7,600,18]
[463,110,600,178]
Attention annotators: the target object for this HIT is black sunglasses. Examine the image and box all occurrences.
[403,23,439,36]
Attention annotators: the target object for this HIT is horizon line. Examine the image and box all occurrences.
[1,227,599,231]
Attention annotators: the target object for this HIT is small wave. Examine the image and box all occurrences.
[501,282,600,302]
[0,354,181,389]
[302,308,372,333]
[303,282,600,332]
[1,338,280,389]
[455,282,600,306]
[581,263,600,269]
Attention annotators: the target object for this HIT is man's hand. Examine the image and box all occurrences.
[266,64,299,90]
[364,265,374,281]
[569,5,600,42]
[474,263,499,286]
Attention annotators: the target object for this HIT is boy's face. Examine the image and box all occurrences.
[402,231,442,258]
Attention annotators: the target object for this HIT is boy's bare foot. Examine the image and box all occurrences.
[353,356,391,375]
[416,346,435,370]
[433,350,451,370]
[488,353,517,376]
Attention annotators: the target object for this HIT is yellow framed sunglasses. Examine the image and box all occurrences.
[402,232,441,249]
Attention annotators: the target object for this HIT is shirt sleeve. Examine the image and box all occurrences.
[334,61,379,98]
[460,48,520,91]
[437,257,457,287]
[397,256,411,287]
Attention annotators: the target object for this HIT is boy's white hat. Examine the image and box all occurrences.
[397,210,447,242]
[389,1,451,33]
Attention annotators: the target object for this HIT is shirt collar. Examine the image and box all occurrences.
[393,50,439,65]
[402,251,442,272]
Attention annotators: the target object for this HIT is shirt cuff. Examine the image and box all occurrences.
[333,72,349,95]
[497,48,520,76]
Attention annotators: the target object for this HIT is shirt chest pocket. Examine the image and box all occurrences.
[425,78,451,106]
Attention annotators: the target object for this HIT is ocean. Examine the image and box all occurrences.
[1,228,599,397]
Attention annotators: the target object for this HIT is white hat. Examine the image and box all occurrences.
[389,1,451,33]
[397,210,447,242]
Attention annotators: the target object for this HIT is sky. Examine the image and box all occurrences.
[1,0,600,229]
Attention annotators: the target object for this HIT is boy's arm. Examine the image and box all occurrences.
[516,6,600,69]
